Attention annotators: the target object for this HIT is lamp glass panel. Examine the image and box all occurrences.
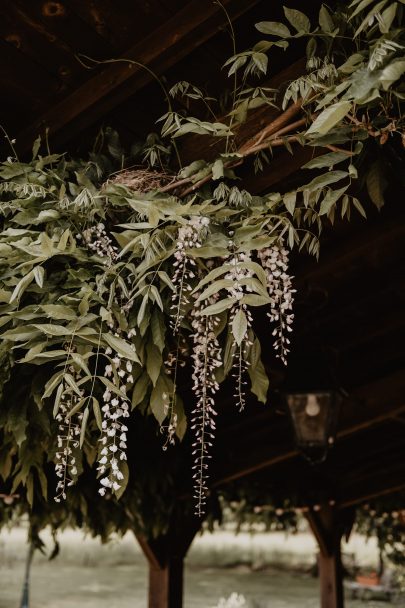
[287,392,333,447]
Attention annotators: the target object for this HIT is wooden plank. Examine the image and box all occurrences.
[67,0,171,51]
[14,0,261,155]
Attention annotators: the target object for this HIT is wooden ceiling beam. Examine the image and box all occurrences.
[340,482,405,509]
[13,0,261,155]
[339,458,405,509]
[212,369,405,487]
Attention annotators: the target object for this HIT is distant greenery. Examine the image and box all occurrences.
[356,498,405,567]
[0,0,403,539]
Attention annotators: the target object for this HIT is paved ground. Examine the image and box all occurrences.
[0,527,398,608]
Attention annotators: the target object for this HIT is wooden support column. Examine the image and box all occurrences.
[306,505,354,608]
[136,511,201,608]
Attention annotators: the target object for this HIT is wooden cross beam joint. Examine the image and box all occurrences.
[305,504,355,608]
[136,510,202,608]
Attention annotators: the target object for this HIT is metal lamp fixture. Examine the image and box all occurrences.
[286,390,342,464]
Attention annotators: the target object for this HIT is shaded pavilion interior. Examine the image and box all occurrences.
[0,1,404,607]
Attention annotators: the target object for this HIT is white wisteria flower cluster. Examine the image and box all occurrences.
[55,369,83,502]
[258,244,295,365]
[81,223,118,265]
[97,328,135,496]
[190,295,222,516]
[171,216,210,333]
[226,252,254,412]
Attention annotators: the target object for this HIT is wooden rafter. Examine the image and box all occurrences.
[13,0,261,155]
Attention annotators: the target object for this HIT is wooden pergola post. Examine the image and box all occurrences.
[136,512,201,608]
[306,505,354,608]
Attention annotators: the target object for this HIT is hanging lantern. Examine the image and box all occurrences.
[286,391,342,463]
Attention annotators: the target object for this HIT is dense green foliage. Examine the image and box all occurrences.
[0,0,403,538]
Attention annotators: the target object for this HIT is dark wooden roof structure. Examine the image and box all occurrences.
[0,2,404,607]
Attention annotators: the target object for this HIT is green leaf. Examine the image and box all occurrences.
[212,159,224,180]
[344,68,380,103]
[353,0,388,36]
[131,373,150,408]
[239,261,268,288]
[255,21,291,37]
[137,293,148,327]
[151,309,166,352]
[9,270,35,304]
[146,342,162,386]
[32,136,41,159]
[193,264,233,292]
[349,0,375,19]
[41,305,77,320]
[32,324,71,336]
[53,383,64,417]
[319,5,334,32]
[232,308,247,345]
[378,2,397,32]
[57,229,71,251]
[196,279,235,302]
[103,334,140,363]
[379,59,405,91]
[366,160,387,209]
[92,398,102,431]
[319,186,349,216]
[284,191,296,215]
[306,37,317,60]
[69,353,91,377]
[283,7,311,33]
[241,294,271,306]
[302,152,349,169]
[33,266,44,288]
[2,326,42,342]
[149,285,163,311]
[20,349,68,364]
[157,271,175,292]
[252,52,268,74]
[201,298,236,316]
[247,338,269,403]
[64,372,82,397]
[43,372,64,400]
[302,170,348,191]
[150,375,168,425]
[307,101,352,135]
[66,397,88,419]
[227,55,248,76]
[352,197,367,218]
[79,406,89,448]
